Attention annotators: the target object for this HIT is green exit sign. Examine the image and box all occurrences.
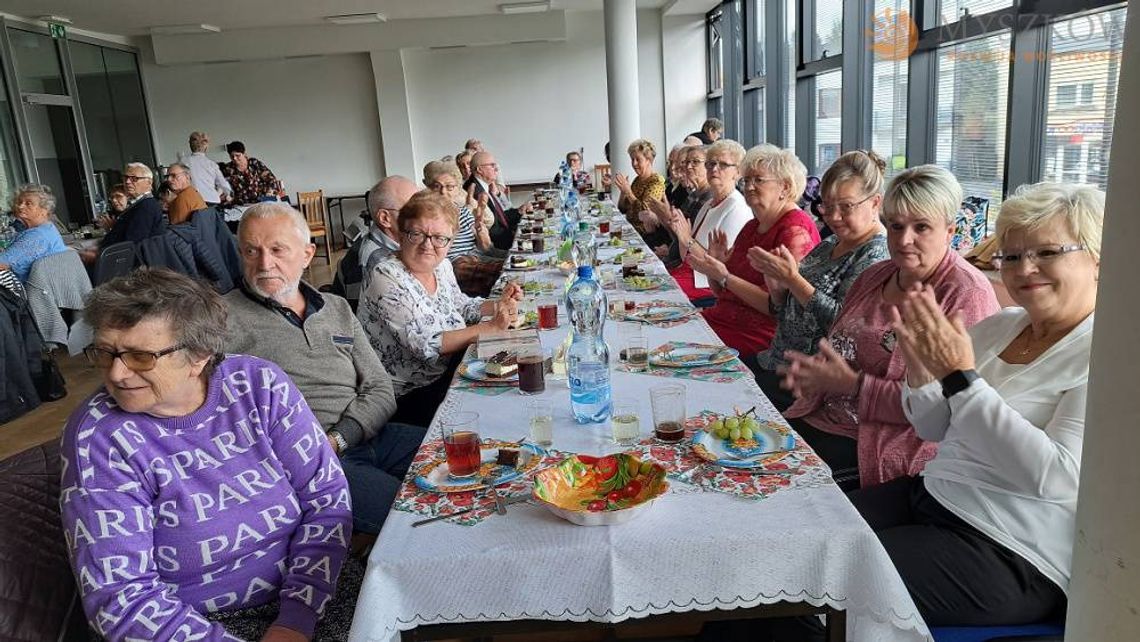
[49,23,66,39]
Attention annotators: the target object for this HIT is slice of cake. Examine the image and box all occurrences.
[510,256,530,269]
[485,351,518,377]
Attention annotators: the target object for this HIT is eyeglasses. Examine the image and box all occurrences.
[477,163,499,169]
[704,160,738,172]
[740,176,782,188]
[819,193,876,217]
[403,229,453,248]
[430,182,459,191]
[992,244,1085,270]
[682,159,707,167]
[84,344,185,371]
[123,175,150,183]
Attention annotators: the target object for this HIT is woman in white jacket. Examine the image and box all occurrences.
[852,182,1103,628]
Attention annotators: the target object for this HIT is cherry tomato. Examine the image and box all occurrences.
[596,456,620,480]
[577,455,599,465]
[606,490,623,503]
[622,479,643,498]
[587,500,606,512]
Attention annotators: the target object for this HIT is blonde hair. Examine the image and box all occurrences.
[708,139,748,165]
[821,150,887,201]
[627,139,657,160]
[188,131,209,152]
[422,160,462,186]
[996,182,1104,261]
[740,143,807,201]
[882,164,962,227]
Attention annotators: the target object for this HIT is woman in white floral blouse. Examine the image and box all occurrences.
[358,191,522,425]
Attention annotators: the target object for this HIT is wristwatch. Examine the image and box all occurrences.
[328,430,349,454]
[940,369,979,398]
[716,274,729,289]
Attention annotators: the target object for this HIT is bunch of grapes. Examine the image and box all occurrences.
[707,413,761,442]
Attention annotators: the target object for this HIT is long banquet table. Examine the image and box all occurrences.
[348,204,933,642]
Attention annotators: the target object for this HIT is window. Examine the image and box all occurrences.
[746,0,766,79]
[934,32,1011,211]
[10,29,66,95]
[0,71,24,208]
[814,0,843,59]
[937,0,1014,26]
[708,9,725,95]
[1041,6,1126,190]
[814,70,842,174]
[784,0,796,149]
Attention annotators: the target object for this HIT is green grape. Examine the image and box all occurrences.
[708,419,724,433]
[715,427,730,440]
[741,427,754,441]
[742,417,758,432]
[729,428,741,441]
[724,417,740,431]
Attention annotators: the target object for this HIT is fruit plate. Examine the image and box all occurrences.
[533,453,668,526]
[622,275,666,291]
[691,419,796,469]
[458,359,519,383]
[622,303,695,324]
[649,344,738,368]
[414,442,545,493]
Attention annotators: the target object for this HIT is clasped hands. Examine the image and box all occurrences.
[490,281,523,330]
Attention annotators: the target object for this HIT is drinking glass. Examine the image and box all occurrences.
[518,345,545,395]
[441,412,482,478]
[649,385,686,443]
[528,400,554,447]
[611,402,640,445]
[537,298,559,330]
[625,337,649,373]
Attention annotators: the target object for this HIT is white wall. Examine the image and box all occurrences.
[401,10,674,184]
[140,49,385,197]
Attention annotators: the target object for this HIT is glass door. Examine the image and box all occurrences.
[8,27,93,227]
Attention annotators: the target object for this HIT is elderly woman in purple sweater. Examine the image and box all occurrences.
[60,268,352,642]
[780,165,999,491]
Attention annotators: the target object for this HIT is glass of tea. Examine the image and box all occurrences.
[649,385,686,443]
[518,346,545,395]
[441,412,482,478]
[598,219,610,235]
[531,235,545,253]
[537,299,559,330]
[625,337,649,373]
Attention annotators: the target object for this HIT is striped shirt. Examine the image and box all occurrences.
[447,205,479,260]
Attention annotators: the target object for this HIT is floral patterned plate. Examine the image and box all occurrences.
[691,420,796,469]
[459,359,519,383]
[414,442,545,493]
[649,344,738,368]
[621,304,695,324]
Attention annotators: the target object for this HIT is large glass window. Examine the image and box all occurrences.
[814,0,843,59]
[708,9,725,95]
[871,0,910,177]
[1041,7,1126,190]
[938,0,1014,26]
[71,41,156,200]
[9,29,66,95]
[0,71,24,209]
[934,33,1011,211]
[814,70,842,174]
[784,0,796,149]
[747,0,766,79]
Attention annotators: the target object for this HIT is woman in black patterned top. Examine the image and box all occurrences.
[745,150,891,411]
[221,140,285,206]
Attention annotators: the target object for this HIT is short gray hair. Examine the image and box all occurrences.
[84,268,226,375]
[997,182,1105,261]
[739,143,807,199]
[188,131,209,152]
[882,164,963,227]
[238,202,310,244]
[125,162,153,180]
[168,162,191,175]
[367,175,418,215]
[707,139,747,165]
[13,183,56,213]
[422,160,462,186]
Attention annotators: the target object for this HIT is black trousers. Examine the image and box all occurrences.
[785,417,860,491]
[390,353,463,427]
[849,475,1067,627]
[742,355,795,413]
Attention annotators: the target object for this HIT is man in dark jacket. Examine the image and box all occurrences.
[80,163,166,264]
[462,151,531,250]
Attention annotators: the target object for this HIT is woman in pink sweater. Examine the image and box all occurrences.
[781,165,999,490]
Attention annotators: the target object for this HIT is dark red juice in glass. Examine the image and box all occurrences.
[443,431,482,477]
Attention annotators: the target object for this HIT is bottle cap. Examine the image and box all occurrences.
[577,265,593,279]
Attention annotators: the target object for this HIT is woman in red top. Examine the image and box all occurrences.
[688,144,820,354]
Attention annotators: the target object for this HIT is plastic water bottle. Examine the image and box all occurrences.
[566,266,611,423]
[571,221,596,269]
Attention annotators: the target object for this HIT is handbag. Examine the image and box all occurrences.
[34,349,68,402]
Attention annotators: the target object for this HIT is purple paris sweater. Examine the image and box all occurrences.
[60,354,352,641]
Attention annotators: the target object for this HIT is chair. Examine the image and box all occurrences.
[343,212,368,247]
[93,241,136,286]
[297,189,333,265]
[25,249,92,348]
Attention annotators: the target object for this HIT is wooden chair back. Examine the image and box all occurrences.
[296,190,328,230]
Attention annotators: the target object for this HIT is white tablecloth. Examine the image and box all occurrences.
[349,218,932,642]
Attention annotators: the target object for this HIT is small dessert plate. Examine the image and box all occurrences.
[414,442,545,493]
[459,360,519,383]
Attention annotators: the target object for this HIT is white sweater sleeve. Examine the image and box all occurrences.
[902,380,951,441]
[947,379,1085,498]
